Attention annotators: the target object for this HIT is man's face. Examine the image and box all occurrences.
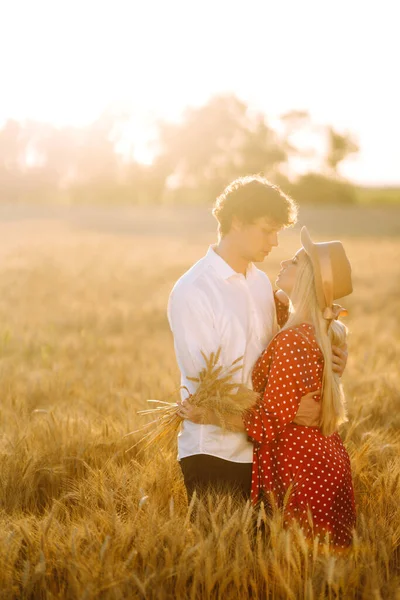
[235,216,281,263]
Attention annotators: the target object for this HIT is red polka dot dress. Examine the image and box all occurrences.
[244,323,356,548]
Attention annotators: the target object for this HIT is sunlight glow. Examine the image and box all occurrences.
[1,0,399,184]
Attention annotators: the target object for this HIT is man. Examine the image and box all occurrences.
[168,175,347,500]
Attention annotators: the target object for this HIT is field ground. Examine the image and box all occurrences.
[0,204,399,598]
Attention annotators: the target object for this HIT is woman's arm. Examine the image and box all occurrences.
[179,329,318,434]
[244,329,317,444]
[274,289,290,328]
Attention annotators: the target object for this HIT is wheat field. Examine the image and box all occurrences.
[0,205,399,599]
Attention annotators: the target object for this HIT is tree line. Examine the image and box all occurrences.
[0,95,360,205]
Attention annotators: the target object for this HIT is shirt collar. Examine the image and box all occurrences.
[206,246,257,281]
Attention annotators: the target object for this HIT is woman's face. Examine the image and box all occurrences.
[275,249,306,295]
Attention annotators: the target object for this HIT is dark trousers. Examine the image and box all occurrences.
[179,454,252,501]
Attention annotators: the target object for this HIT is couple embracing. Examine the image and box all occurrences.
[168,175,355,549]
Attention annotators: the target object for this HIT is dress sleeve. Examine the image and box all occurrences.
[244,329,316,443]
[274,290,290,328]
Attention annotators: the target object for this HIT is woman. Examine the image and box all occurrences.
[180,227,356,548]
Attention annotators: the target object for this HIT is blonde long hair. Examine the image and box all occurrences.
[282,253,348,435]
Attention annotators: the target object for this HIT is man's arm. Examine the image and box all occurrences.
[168,287,222,399]
[180,386,321,428]
[293,391,320,426]
[292,343,347,425]
[275,288,348,376]
[183,330,322,433]
[332,344,348,376]
[244,330,320,442]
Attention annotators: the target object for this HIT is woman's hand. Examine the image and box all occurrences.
[332,343,348,376]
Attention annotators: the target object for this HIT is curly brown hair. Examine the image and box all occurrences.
[212,175,298,236]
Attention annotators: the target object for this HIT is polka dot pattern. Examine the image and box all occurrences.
[244,323,356,548]
[274,292,290,328]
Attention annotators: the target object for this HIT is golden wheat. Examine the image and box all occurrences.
[129,349,259,455]
[0,207,399,599]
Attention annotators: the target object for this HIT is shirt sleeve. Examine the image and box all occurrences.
[168,285,223,398]
[244,329,315,443]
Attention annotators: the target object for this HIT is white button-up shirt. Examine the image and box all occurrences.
[168,246,277,463]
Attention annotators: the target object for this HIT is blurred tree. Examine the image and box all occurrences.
[326,127,359,174]
[280,109,310,130]
[0,100,361,206]
[279,109,320,162]
[0,119,23,170]
[0,120,21,201]
[155,95,288,202]
[280,110,312,153]
[290,172,357,205]
[240,114,287,175]
[0,110,129,203]
[74,111,122,182]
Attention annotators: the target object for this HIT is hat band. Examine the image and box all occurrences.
[319,248,334,311]
[323,304,348,321]
[319,249,348,323]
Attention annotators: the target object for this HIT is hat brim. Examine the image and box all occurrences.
[300,226,327,310]
[300,226,315,258]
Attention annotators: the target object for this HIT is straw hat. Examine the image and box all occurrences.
[300,226,353,320]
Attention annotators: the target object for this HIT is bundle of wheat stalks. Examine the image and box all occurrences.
[127,348,259,454]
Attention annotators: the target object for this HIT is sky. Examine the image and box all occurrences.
[1,0,399,185]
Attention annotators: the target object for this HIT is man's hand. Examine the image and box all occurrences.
[177,399,244,430]
[332,343,348,376]
[177,398,214,424]
[293,390,321,427]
